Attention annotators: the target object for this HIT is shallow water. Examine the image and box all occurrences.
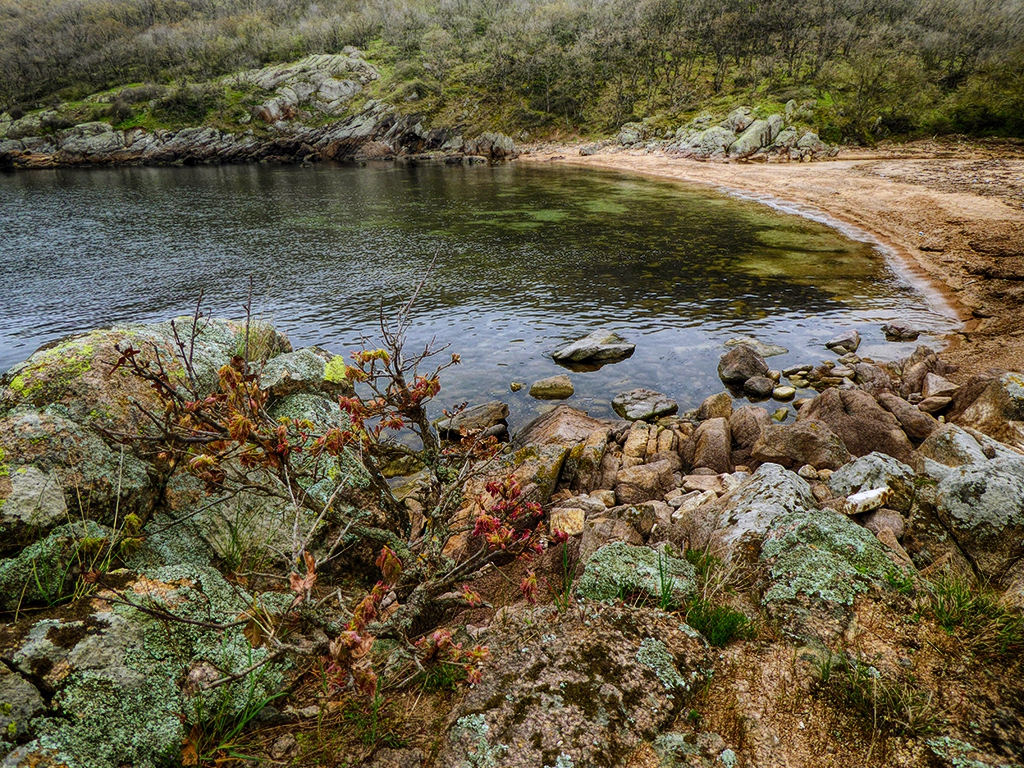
[0,161,957,424]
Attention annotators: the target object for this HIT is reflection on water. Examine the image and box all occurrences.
[0,162,957,424]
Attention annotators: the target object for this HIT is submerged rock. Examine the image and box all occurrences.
[724,336,789,358]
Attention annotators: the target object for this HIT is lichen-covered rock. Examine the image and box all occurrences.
[760,508,901,607]
[827,452,917,513]
[258,346,351,397]
[0,406,155,546]
[0,521,112,610]
[438,605,710,768]
[562,427,611,492]
[577,542,696,605]
[2,565,289,768]
[0,664,45,745]
[0,319,289,429]
[933,455,1024,581]
[699,464,817,563]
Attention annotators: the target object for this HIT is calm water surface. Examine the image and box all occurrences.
[0,162,957,423]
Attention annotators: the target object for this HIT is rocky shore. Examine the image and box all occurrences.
[0,53,517,169]
[1,311,1023,767]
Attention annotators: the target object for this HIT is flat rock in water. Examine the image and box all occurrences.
[435,400,509,435]
[725,336,789,357]
[612,388,678,421]
[528,374,574,400]
[551,329,635,366]
[825,329,861,354]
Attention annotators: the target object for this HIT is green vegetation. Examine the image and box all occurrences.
[1,0,1022,141]
[813,652,943,737]
[682,547,754,647]
[926,572,1024,656]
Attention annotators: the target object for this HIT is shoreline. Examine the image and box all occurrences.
[522,144,1024,379]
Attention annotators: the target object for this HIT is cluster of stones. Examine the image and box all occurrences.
[0,51,517,169]
[610,103,836,162]
[3,317,1024,768]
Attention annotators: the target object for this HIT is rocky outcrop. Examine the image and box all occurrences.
[0,60,518,170]
[614,105,838,162]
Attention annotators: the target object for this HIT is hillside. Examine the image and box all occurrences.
[1,0,1023,143]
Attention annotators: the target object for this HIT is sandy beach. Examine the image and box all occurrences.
[523,140,1024,378]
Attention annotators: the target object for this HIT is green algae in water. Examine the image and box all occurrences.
[0,162,956,427]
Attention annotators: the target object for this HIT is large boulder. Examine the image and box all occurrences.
[916,423,1021,476]
[0,407,155,549]
[0,319,290,430]
[797,388,915,463]
[686,463,817,562]
[513,405,613,450]
[727,117,781,158]
[934,455,1024,581]
[438,605,709,768]
[751,419,850,470]
[0,565,289,768]
[760,508,904,640]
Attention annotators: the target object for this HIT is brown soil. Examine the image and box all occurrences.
[522,138,1024,379]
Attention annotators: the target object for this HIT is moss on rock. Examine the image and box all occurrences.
[577,542,696,605]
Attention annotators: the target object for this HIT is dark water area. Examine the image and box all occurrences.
[0,161,957,424]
